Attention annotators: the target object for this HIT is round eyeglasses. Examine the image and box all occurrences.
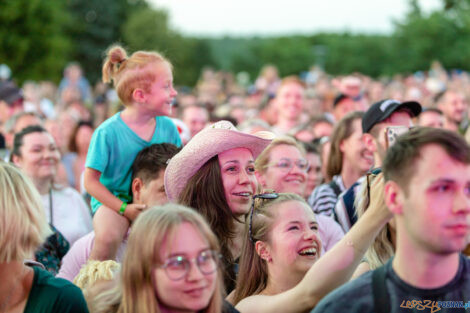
[158,250,221,281]
[266,158,310,173]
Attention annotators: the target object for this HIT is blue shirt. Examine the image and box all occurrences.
[86,113,181,212]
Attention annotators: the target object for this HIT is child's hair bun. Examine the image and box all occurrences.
[108,46,127,65]
[102,45,128,84]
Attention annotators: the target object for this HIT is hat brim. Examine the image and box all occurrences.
[394,101,422,118]
[369,101,422,132]
[164,127,272,201]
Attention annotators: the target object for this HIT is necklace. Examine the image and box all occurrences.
[0,266,26,313]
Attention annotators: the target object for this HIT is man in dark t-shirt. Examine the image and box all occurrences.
[313,127,470,313]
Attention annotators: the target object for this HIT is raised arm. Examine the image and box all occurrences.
[235,192,392,313]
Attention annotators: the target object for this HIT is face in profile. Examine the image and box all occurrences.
[137,169,168,206]
[340,119,373,173]
[153,222,218,312]
[145,63,177,116]
[13,131,60,182]
[260,200,321,276]
[218,147,258,216]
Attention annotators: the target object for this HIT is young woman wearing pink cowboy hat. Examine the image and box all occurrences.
[165,120,273,292]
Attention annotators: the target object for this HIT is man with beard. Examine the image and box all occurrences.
[437,90,467,133]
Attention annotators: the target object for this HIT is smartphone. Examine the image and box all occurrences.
[385,126,410,149]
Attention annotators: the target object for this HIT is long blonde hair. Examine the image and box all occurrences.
[355,172,395,269]
[0,162,52,262]
[87,204,223,313]
[233,193,308,304]
[102,45,172,105]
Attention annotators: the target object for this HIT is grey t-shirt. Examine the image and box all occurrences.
[312,254,470,313]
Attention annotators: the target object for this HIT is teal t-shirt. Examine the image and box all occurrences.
[86,113,182,212]
[24,267,89,313]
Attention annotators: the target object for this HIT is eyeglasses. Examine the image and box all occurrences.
[158,250,221,281]
[265,158,310,173]
[249,192,279,243]
[365,167,382,209]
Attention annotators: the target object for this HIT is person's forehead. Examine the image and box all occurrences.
[183,106,207,118]
[148,170,165,186]
[421,110,441,118]
[23,131,53,144]
[274,200,315,225]
[278,82,305,94]
[15,115,41,132]
[410,144,470,183]
[218,147,253,161]
[270,144,303,158]
[336,98,354,107]
[349,118,363,134]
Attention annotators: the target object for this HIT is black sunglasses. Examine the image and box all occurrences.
[249,193,279,243]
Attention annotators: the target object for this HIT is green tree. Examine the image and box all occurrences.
[122,8,214,86]
[65,0,147,83]
[392,0,470,73]
[0,0,71,83]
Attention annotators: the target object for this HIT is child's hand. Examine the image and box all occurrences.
[123,203,147,221]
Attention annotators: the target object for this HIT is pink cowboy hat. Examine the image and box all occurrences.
[165,120,274,201]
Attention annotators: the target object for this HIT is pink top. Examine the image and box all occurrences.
[56,231,127,282]
[316,214,345,255]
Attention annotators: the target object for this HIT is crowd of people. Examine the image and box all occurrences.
[0,43,469,313]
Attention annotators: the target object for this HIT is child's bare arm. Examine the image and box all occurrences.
[84,168,147,221]
[84,168,123,212]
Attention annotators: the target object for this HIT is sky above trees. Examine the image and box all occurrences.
[150,0,441,36]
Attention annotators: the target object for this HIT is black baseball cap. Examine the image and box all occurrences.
[333,93,350,107]
[362,99,422,133]
[0,81,23,105]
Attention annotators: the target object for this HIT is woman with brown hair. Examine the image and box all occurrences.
[308,111,373,217]
[165,120,272,292]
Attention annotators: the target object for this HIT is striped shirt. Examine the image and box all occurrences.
[308,175,345,217]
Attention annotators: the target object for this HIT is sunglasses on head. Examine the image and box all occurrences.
[249,192,279,243]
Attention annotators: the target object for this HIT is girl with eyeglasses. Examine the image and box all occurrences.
[87,204,237,313]
[231,191,392,313]
[254,136,344,254]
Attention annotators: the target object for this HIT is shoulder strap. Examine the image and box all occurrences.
[328,180,342,222]
[372,265,390,313]
[342,183,358,225]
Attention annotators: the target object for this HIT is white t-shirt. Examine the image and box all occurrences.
[41,187,93,246]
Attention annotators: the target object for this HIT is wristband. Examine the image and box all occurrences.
[119,202,127,216]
